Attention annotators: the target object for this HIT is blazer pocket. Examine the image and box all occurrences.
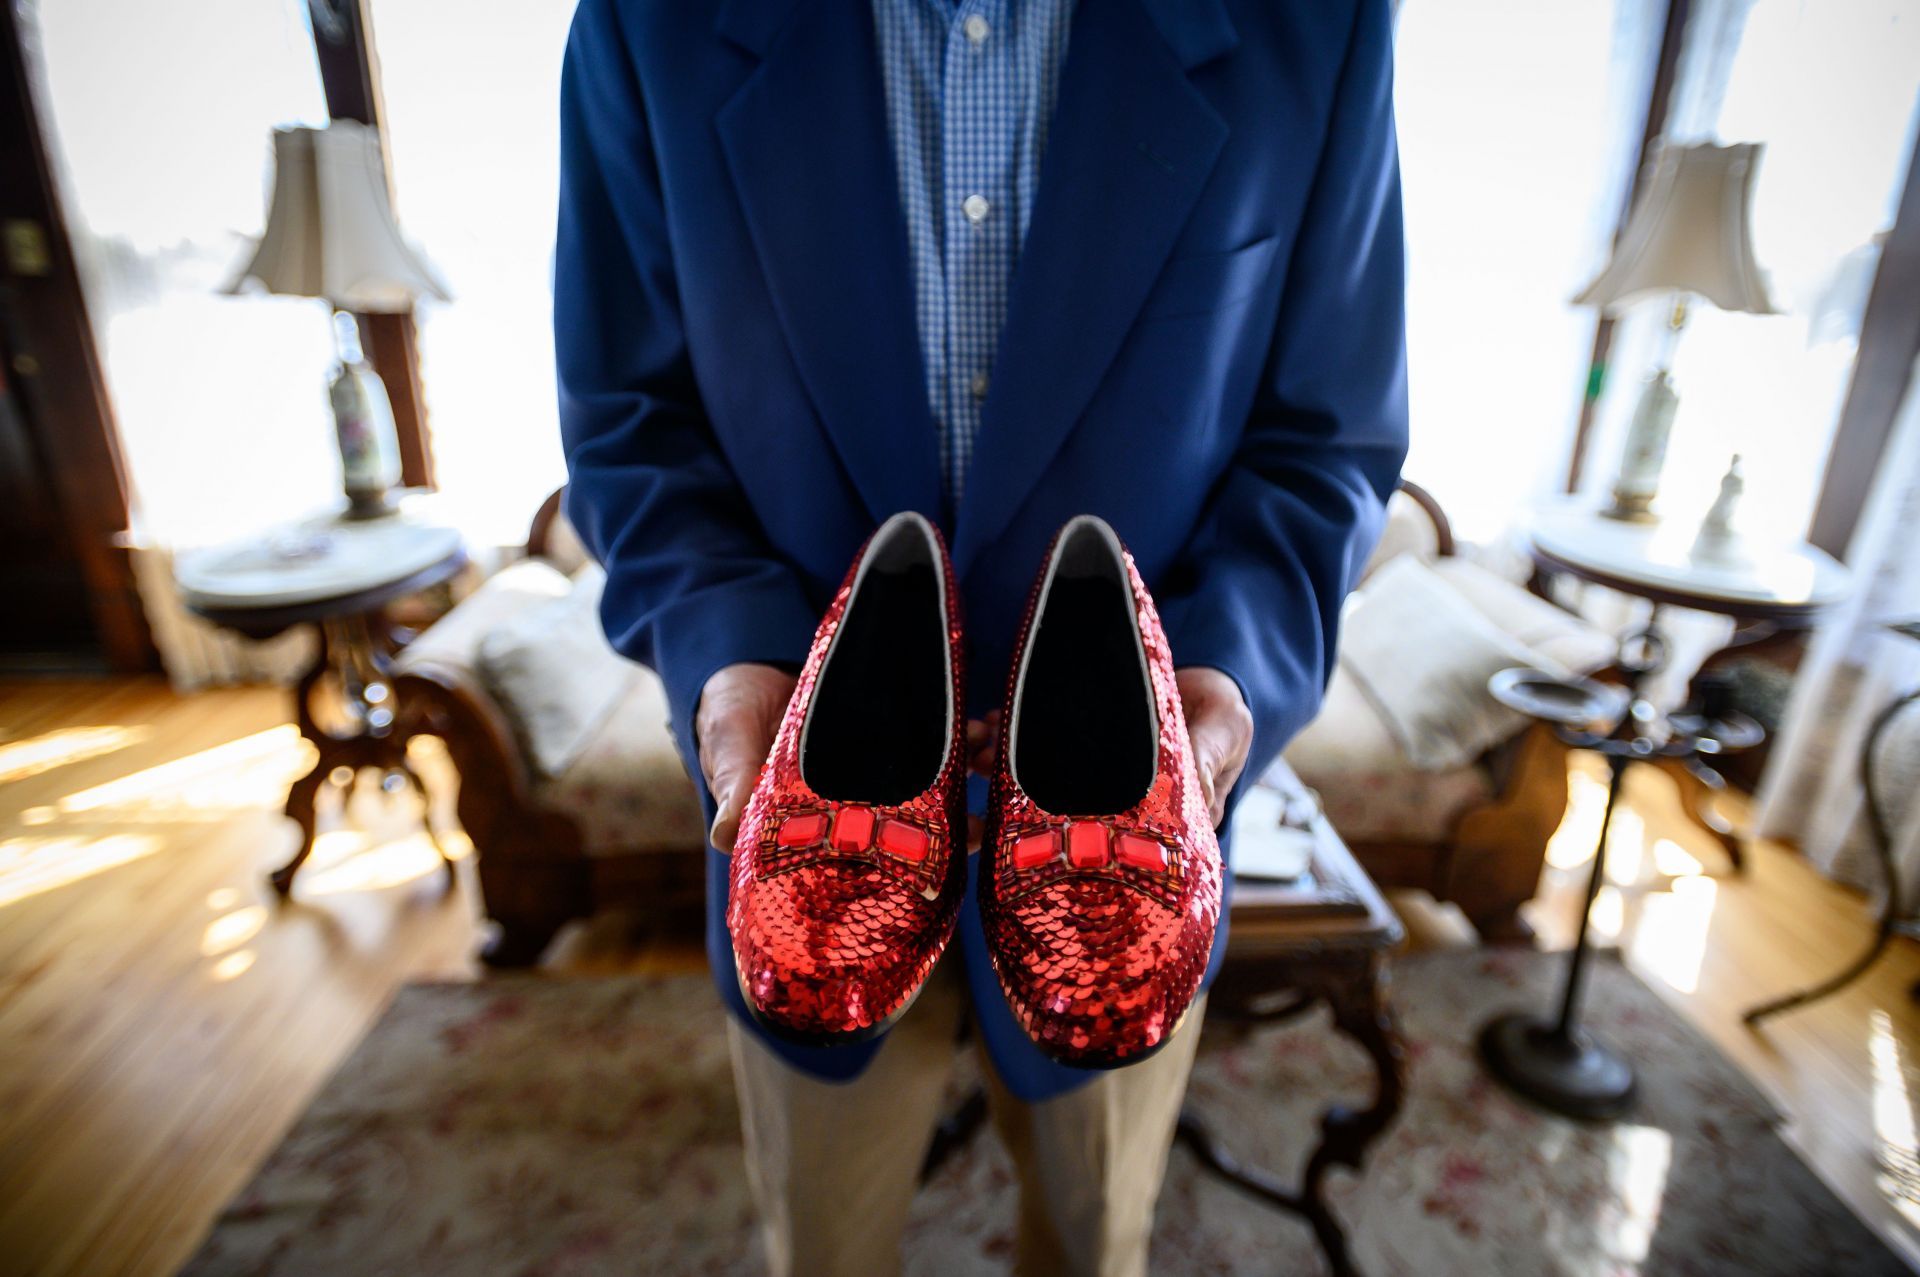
[1137,235,1280,321]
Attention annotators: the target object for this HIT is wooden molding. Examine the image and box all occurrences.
[0,2,155,670]
[1564,0,1693,495]
[1807,128,1920,558]
[310,0,435,489]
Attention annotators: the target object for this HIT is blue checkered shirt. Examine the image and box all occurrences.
[871,0,1074,502]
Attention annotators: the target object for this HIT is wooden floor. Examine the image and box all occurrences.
[1,677,1917,1275]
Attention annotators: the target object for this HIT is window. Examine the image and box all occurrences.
[369,0,579,548]
[1579,0,1920,539]
[1394,0,1665,543]
[25,0,340,549]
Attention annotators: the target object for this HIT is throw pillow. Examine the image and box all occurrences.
[1338,555,1565,772]
[477,564,635,779]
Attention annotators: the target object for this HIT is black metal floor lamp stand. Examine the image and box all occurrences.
[1478,625,1760,1122]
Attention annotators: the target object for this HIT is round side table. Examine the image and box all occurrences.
[176,504,468,894]
[1526,501,1853,869]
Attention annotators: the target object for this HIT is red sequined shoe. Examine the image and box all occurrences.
[727,512,967,1045]
[981,516,1223,1067]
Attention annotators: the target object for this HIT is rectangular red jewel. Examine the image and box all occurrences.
[776,812,828,847]
[1012,830,1058,869]
[877,818,928,861]
[1067,822,1110,869]
[831,806,875,852]
[1115,833,1168,871]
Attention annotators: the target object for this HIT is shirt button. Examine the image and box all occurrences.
[969,371,990,399]
[963,14,991,45]
[962,194,990,225]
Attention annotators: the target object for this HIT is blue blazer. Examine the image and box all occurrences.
[556,0,1408,1100]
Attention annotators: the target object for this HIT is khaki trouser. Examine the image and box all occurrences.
[727,955,1205,1277]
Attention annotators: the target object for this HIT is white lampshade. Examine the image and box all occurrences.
[226,121,449,312]
[1574,142,1775,315]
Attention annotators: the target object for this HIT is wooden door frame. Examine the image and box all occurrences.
[1563,0,1693,496]
[1806,126,1920,559]
[0,1,155,671]
[308,0,435,489]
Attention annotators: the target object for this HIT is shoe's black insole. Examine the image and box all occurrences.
[803,559,947,806]
[1014,573,1157,815]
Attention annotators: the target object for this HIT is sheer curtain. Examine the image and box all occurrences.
[1757,358,1920,910]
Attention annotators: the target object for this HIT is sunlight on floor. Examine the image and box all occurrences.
[0,725,151,784]
[19,726,310,824]
[1629,875,1718,995]
[208,949,256,982]
[1871,1009,1920,1231]
[201,905,268,956]
[297,829,455,896]
[1606,1125,1673,1267]
[0,833,165,908]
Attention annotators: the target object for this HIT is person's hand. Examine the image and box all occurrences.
[961,712,1001,852]
[1177,667,1254,829]
[696,663,798,853]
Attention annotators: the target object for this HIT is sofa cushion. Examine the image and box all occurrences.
[477,567,634,779]
[395,559,572,676]
[1282,663,1496,843]
[1338,556,1565,773]
[534,668,707,857]
[1431,557,1617,675]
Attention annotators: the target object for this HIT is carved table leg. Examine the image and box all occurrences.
[1301,963,1407,1275]
[271,646,334,896]
[1176,958,1406,1277]
[1653,753,1744,872]
[271,613,447,895]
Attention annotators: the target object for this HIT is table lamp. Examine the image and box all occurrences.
[225,122,449,519]
[1575,142,1775,522]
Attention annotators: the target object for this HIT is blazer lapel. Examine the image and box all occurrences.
[951,0,1234,577]
[717,0,944,526]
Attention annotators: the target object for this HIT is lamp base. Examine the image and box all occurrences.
[1478,1012,1636,1121]
[1599,492,1659,523]
[343,487,400,521]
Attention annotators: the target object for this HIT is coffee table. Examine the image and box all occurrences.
[175,499,467,894]
[1178,758,1406,1277]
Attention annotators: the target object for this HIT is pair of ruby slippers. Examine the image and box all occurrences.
[727,513,1222,1068]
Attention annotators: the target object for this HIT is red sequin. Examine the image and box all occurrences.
[727,518,968,1044]
[980,521,1223,1068]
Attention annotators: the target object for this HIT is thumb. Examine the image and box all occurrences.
[707,747,761,854]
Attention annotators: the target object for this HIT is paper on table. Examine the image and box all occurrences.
[1229,784,1316,882]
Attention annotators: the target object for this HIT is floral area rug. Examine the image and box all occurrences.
[186,951,1903,1276]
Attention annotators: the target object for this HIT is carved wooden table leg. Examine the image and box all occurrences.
[1654,753,1745,871]
[1299,960,1407,1275]
[1175,955,1407,1277]
[271,614,451,894]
